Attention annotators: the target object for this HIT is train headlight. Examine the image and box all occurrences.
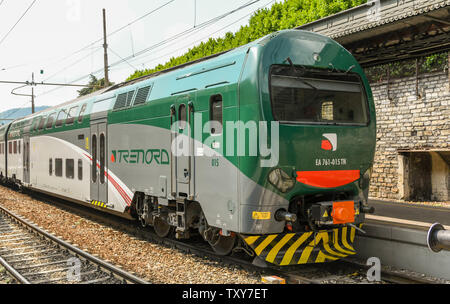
[268,168,295,193]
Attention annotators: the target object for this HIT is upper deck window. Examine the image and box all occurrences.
[66,106,79,125]
[38,116,46,130]
[78,104,87,123]
[46,113,56,129]
[55,109,67,127]
[270,66,369,125]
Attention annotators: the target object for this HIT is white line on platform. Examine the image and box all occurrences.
[366,214,450,230]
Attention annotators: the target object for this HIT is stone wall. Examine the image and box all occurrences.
[369,71,450,200]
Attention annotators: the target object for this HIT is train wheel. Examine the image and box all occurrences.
[153,217,172,238]
[208,233,236,256]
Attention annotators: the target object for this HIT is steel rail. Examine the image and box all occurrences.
[0,205,149,284]
[6,187,437,285]
[0,256,30,284]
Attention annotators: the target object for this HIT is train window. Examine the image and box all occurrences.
[26,143,29,168]
[99,134,105,184]
[46,113,56,129]
[8,142,12,154]
[78,159,83,180]
[18,141,20,154]
[92,134,97,183]
[210,95,223,135]
[49,158,52,176]
[38,116,46,130]
[66,159,74,179]
[55,110,67,127]
[13,141,17,154]
[55,158,63,177]
[78,104,87,123]
[270,66,368,125]
[66,106,79,125]
[178,104,186,130]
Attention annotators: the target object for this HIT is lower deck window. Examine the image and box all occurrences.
[66,159,74,179]
[55,158,63,177]
[78,159,83,180]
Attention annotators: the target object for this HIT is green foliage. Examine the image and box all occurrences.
[126,0,367,81]
[364,52,449,83]
[77,75,115,97]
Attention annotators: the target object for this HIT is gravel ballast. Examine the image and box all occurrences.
[0,186,261,284]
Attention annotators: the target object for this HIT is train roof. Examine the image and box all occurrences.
[8,30,342,129]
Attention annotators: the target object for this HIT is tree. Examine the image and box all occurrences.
[77,75,114,97]
[126,0,368,81]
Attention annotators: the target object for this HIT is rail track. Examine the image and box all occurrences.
[1,186,437,285]
[0,203,148,284]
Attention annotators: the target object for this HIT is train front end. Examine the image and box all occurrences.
[239,30,376,266]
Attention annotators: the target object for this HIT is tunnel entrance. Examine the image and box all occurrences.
[399,151,450,202]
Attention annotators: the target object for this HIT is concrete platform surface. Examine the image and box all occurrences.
[368,199,450,226]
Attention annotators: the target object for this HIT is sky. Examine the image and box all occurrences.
[0,0,278,114]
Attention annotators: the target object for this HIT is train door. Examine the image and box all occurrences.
[23,134,30,184]
[171,96,195,199]
[90,121,108,204]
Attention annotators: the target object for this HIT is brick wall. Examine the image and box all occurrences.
[369,71,450,200]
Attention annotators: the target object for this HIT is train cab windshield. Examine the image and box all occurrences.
[270,65,369,125]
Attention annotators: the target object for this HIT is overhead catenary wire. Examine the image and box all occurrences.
[108,47,137,71]
[131,0,276,69]
[0,0,37,48]
[39,0,177,80]
[38,0,261,98]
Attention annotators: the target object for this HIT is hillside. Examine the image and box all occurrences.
[0,106,50,125]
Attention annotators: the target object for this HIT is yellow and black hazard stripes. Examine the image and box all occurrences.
[243,226,358,266]
[91,200,107,208]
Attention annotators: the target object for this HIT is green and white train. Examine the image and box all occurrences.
[0,30,376,266]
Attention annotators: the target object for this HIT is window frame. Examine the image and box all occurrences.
[78,103,87,124]
[78,159,83,181]
[66,159,75,179]
[55,158,63,177]
[66,106,79,125]
[38,116,47,130]
[209,94,223,135]
[55,109,68,127]
[46,113,56,129]
[268,65,371,127]
[91,134,97,183]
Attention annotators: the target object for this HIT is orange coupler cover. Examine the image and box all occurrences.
[332,201,355,224]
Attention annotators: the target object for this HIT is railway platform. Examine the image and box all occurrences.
[367,199,450,227]
[353,199,450,281]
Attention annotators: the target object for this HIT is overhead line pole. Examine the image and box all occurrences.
[103,8,110,87]
[31,72,35,113]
